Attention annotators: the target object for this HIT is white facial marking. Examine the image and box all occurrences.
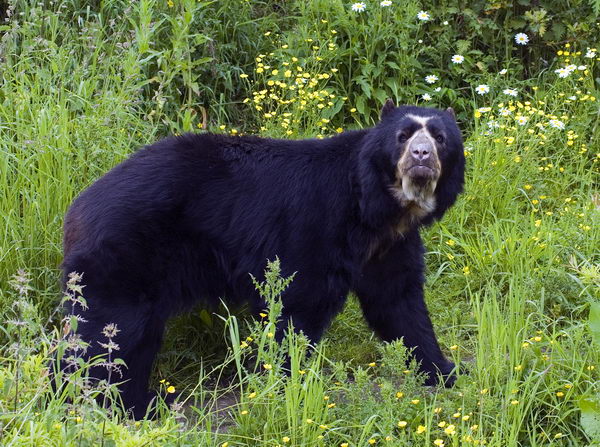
[405,114,431,127]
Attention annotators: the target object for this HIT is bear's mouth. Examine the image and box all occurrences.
[405,164,439,186]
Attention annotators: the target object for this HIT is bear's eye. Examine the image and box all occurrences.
[398,133,408,143]
[436,134,445,143]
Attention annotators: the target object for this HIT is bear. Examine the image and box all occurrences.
[60,101,465,419]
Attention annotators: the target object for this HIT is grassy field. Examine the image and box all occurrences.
[0,1,599,445]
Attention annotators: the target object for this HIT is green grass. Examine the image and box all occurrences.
[1,1,599,446]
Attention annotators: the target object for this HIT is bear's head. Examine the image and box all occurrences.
[358,100,465,231]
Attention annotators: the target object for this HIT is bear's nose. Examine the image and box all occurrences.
[410,135,433,161]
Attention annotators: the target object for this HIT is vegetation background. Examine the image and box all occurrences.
[0,0,599,445]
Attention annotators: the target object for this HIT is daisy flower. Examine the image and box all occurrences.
[380,0,392,6]
[549,119,565,129]
[499,107,511,116]
[434,87,441,92]
[515,115,528,125]
[443,20,449,25]
[514,33,529,45]
[577,65,586,70]
[565,64,577,72]
[417,10,430,21]
[499,68,508,75]
[351,2,366,12]
[425,74,439,84]
[475,84,490,95]
[421,93,432,101]
[451,54,464,64]
[503,88,518,97]
[555,67,570,78]
[585,48,597,58]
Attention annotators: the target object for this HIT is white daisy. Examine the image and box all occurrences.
[380,0,392,6]
[554,67,570,78]
[499,68,508,75]
[577,65,587,70]
[515,115,528,125]
[443,20,449,25]
[568,95,577,100]
[548,119,565,129]
[565,64,577,72]
[451,54,464,64]
[425,74,439,84]
[499,107,511,116]
[487,120,500,128]
[434,87,441,92]
[417,10,430,21]
[503,88,518,97]
[514,33,529,45]
[585,48,597,58]
[475,84,490,95]
[351,2,366,12]
[421,93,432,101]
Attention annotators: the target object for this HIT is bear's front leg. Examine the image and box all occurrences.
[354,234,456,387]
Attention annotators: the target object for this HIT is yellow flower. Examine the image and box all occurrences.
[446,239,456,246]
[444,424,456,436]
[438,421,447,428]
[511,400,519,405]
[166,385,176,394]
[241,410,248,415]
[396,392,404,398]
[524,184,532,190]
[368,439,376,445]
[554,433,563,439]
[221,443,229,447]
[411,399,420,405]
[328,403,336,408]
[368,362,377,367]
[248,392,257,399]
[514,364,523,371]
[433,439,445,447]
[341,444,349,447]
[416,425,427,434]
[306,418,314,424]
[350,108,357,113]
[434,407,442,414]
[556,391,564,397]
[450,344,458,350]
[398,421,408,428]
[240,73,249,79]
[283,436,290,443]
[167,0,174,7]
[263,363,272,370]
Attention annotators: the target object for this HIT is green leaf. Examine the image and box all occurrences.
[589,302,600,345]
[199,308,213,328]
[579,397,600,440]
[356,96,366,115]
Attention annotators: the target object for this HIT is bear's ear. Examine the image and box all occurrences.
[446,107,456,119]
[380,99,396,119]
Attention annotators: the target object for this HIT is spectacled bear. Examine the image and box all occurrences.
[61,101,465,419]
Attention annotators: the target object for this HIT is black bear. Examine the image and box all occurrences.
[61,101,465,418]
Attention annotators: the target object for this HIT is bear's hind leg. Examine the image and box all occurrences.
[66,301,168,419]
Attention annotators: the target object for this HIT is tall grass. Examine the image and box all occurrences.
[0,0,599,445]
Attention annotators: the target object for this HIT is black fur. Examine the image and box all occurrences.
[61,105,465,418]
